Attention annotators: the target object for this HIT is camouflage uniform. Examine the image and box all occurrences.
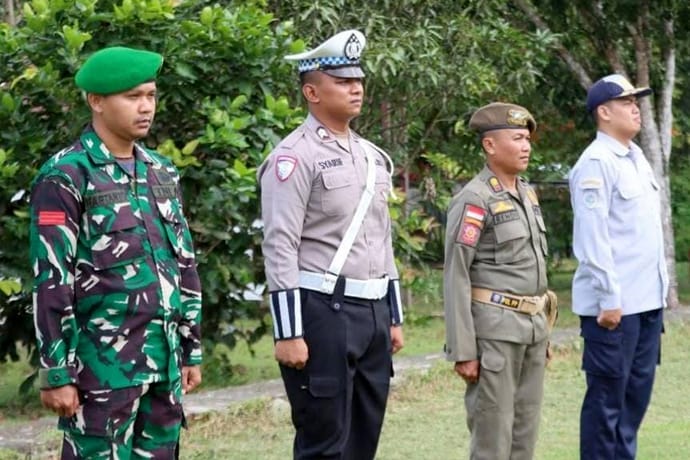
[30,127,202,458]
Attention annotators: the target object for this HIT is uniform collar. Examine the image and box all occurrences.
[80,125,154,165]
[595,131,640,157]
[305,113,359,144]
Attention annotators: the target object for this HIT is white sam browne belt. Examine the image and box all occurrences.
[299,271,389,300]
[269,142,403,340]
[299,141,389,301]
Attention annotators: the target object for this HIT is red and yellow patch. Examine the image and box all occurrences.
[38,210,66,226]
[456,204,486,247]
[458,222,480,246]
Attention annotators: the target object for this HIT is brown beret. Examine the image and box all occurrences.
[469,102,536,134]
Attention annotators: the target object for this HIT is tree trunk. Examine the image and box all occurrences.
[514,0,680,307]
[638,99,679,308]
[633,11,679,308]
[4,0,15,25]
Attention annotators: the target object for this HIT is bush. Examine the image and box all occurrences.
[0,0,304,369]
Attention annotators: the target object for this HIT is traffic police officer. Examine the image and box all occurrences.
[443,102,554,460]
[259,30,404,459]
[570,74,668,459]
[30,46,202,459]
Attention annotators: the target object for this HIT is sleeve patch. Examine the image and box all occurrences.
[583,190,600,209]
[457,222,481,246]
[38,211,66,226]
[455,204,486,246]
[275,155,298,181]
[464,204,486,226]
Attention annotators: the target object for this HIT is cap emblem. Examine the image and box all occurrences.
[507,109,529,127]
[344,33,363,61]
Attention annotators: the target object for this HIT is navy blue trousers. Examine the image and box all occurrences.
[280,289,392,460]
[579,309,663,460]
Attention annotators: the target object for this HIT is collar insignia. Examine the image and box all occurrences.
[488,176,503,193]
[316,126,330,140]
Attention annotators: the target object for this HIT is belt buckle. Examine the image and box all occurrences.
[520,296,539,315]
[321,272,338,294]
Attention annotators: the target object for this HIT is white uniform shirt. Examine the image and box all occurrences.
[569,131,668,316]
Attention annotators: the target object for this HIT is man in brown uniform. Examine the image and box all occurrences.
[258,29,404,460]
[444,102,552,460]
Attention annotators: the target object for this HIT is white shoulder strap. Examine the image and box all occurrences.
[320,142,377,291]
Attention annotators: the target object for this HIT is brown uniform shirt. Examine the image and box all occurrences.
[259,114,398,292]
[444,166,549,362]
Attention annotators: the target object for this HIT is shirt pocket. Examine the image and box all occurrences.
[493,219,530,264]
[88,203,145,271]
[154,196,191,264]
[320,172,356,216]
[372,168,391,217]
[535,212,549,256]
[617,176,643,200]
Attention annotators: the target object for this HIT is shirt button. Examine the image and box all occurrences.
[333,302,341,310]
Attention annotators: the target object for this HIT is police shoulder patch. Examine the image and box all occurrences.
[275,155,298,182]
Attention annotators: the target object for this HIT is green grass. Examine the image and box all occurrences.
[676,260,690,305]
[14,322,690,458]
[0,260,684,420]
[0,351,46,419]
[173,320,690,459]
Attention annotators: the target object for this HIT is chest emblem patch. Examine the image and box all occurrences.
[489,200,515,215]
[276,155,298,181]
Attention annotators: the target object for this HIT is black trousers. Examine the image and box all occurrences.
[579,309,663,460]
[280,289,393,460]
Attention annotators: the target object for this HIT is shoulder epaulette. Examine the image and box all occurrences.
[280,125,307,149]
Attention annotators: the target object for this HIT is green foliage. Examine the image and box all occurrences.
[671,154,690,261]
[0,0,303,367]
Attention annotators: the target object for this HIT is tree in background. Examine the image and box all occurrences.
[512,0,685,306]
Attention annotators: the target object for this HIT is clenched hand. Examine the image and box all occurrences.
[454,360,480,384]
[275,337,309,370]
[40,385,80,418]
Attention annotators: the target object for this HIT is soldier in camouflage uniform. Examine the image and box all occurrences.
[29,46,202,459]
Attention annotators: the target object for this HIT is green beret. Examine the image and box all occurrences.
[75,46,163,95]
[469,102,536,134]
